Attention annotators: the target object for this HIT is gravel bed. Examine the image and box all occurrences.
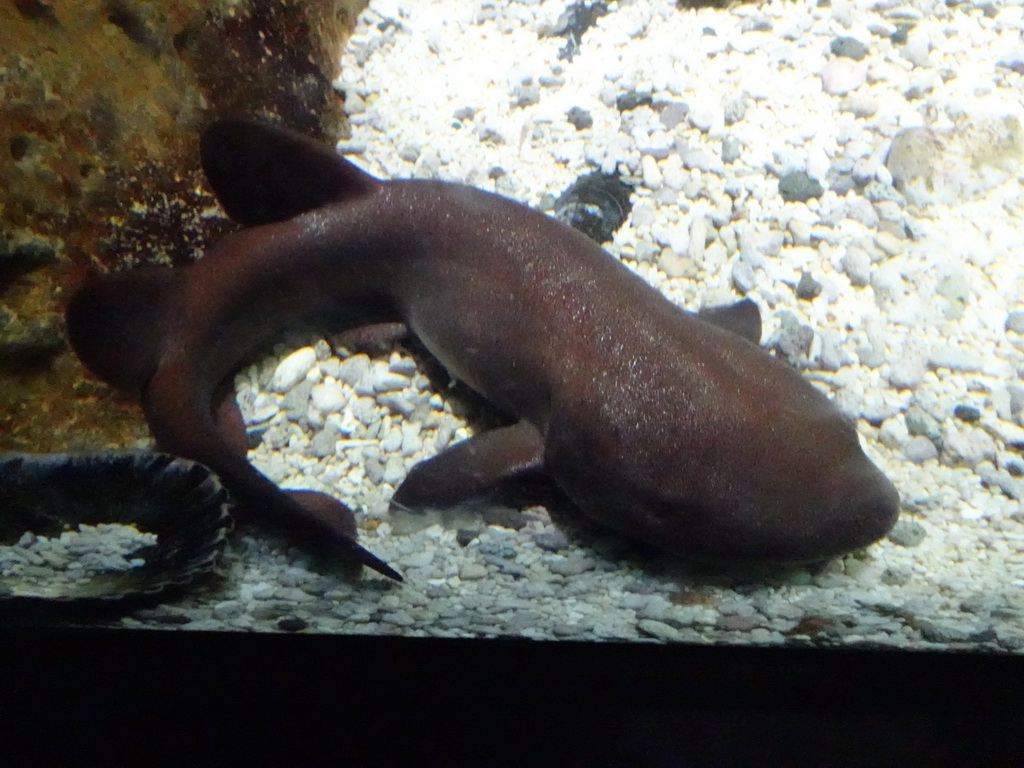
[1,525,156,588]
[108,0,1024,649]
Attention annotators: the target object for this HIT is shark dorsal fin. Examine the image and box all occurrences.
[697,298,762,345]
[200,118,377,226]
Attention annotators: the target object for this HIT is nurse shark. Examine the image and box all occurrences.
[65,118,900,581]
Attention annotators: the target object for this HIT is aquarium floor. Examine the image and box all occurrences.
[47,0,1024,648]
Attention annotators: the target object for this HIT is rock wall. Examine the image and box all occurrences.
[0,0,367,451]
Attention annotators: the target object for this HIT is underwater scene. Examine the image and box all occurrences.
[2,0,1024,652]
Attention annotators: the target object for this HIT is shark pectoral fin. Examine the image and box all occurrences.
[697,298,762,345]
[391,420,546,512]
[200,118,378,227]
[65,267,180,395]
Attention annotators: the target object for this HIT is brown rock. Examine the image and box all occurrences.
[0,0,368,451]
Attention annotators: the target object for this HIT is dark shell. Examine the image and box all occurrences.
[553,171,634,244]
[0,451,232,612]
[554,2,610,61]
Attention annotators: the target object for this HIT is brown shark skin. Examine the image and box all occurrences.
[67,119,899,576]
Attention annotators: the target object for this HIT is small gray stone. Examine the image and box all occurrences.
[904,435,938,463]
[778,172,823,203]
[310,424,341,458]
[350,396,380,426]
[319,358,341,378]
[637,618,681,641]
[545,555,596,576]
[337,354,371,386]
[373,372,412,394]
[1005,312,1024,334]
[278,567,313,588]
[251,601,291,620]
[886,127,944,205]
[478,539,516,559]
[900,28,930,67]
[512,83,540,108]
[959,596,990,615]
[534,531,569,552]
[977,464,1023,502]
[459,562,488,580]
[212,600,245,620]
[389,356,418,377]
[953,405,981,423]
[381,427,403,453]
[830,36,867,61]
[551,621,578,637]
[917,620,970,643]
[721,135,743,164]
[887,519,926,548]
[310,380,349,412]
[378,392,416,417]
[795,271,822,300]
[658,102,689,130]
[456,528,479,547]
[496,561,527,578]
[855,344,885,369]
[768,312,814,360]
[927,348,983,373]
[382,610,416,627]
[567,106,593,130]
[887,355,927,390]
[905,406,941,440]
[400,425,423,456]
[841,247,871,287]
[687,102,721,133]
[273,586,315,603]
[880,567,912,586]
[996,631,1024,651]
[841,93,878,118]
[874,230,906,257]
[722,96,746,125]
[282,379,313,419]
[364,457,385,483]
[403,550,434,568]
[716,614,764,632]
[731,261,757,294]
[1008,385,1024,415]
[520,581,556,599]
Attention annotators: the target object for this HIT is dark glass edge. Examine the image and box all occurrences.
[2,627,1022,764]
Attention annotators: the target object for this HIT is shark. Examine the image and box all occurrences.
[65,118,900,581]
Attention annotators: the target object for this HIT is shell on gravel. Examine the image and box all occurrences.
[0,451,232,610]
[552,171,634,244]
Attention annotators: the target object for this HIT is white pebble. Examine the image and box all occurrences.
[641,155,663,189]
[310,380,350,412]
[381,426,403,453]
[337,354,371,386]
[272,347,316,393]
[820,58,866,96]
[373,372,412,393]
